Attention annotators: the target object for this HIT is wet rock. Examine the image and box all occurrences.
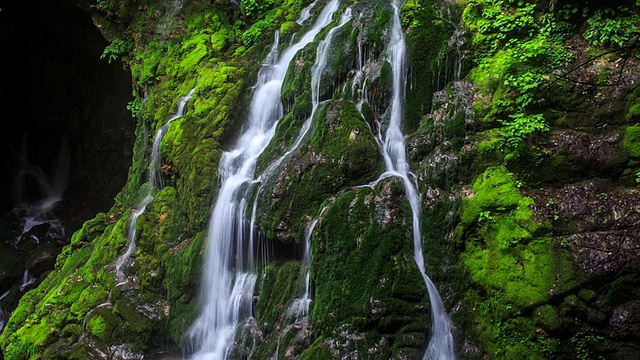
[25,242,58,275]
[608,299,640,341]
[537,130,626,184]
[566,230,640,277]
[409,81,475,189]
[528,180,640,277]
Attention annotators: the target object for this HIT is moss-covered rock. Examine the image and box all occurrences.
[255,99,383,243]
[309,181,430,357]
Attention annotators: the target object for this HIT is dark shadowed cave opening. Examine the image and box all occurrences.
[0,0,134,319]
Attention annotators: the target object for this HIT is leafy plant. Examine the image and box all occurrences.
[100,38,130,64]
[569,331,605,360]
[499,112,548,153]
[241,0,275,18]
[585,8,640,48]
[127,96,144,120]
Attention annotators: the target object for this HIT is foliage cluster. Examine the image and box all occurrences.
[100,37,131,64]
[464,0,575,160]
[584,5,640,48]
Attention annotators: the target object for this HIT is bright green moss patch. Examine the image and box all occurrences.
[459,166,586,356]
[627,101,640,120]
[87,315,107,338]
[461,166,539,232]
[69,286,110,321]
[623,125,640,158]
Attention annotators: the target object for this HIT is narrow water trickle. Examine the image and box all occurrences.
[187,2,340,358]
[374,1,456,359]
[253,6,353,182]
[0,291,9,333]
[114,89,194,286]
[286,204,326,321]
[296,0,317,25]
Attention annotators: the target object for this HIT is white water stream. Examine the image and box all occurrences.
[0,290,9,333]
[187,2,340,358]
[114,89,194,286]
[378,1,456,359]
[10,135,70,244]
[296,0,317,25]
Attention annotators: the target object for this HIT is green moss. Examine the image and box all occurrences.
[256,100,383,242]
[533,305,561,332]
[69,286,110,321]
[309,184,428,355]
[87,316,107,338]
[301,337,333,359]
[162,231,206,344]
[623,125,640,158]
[627,101,640,120]
[254,261,301,334]
[461,166,534,227]
[404,0,454,132]
[279,21,299,38]
[459,166,587,355]
[3,338,43,360]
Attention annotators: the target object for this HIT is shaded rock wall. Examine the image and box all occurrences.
[0,0,134,338]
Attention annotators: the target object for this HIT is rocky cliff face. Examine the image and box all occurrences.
[1,0,640,359]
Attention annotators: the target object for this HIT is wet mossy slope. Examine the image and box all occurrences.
[2,0,640,359]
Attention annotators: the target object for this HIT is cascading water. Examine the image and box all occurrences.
[375,1,456,359]
[19,270,36,292]
[114,196,153,285]
[252,6,353,185]
[247,3,352,331]
[10,135,70,244]
[114,89,194,285]
[0,290,9,333]
[286,209,321,321]
[296,0,317,25]
[187,2,340,358]
[151,89,195,188]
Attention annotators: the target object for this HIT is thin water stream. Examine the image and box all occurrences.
[378,1,456,358]
[114,90,194,286]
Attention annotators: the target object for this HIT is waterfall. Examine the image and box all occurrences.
[0,290,9,333]
[10,135,70,244]
[296,0,317,25]
[150,89,195,189]
[187,2,340,358]
[256,7,353,181]
[378,1,456,359]
[286,205,325,321]
[19,270,36,292]
[114,89,194,286]
[248,5,353,326]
